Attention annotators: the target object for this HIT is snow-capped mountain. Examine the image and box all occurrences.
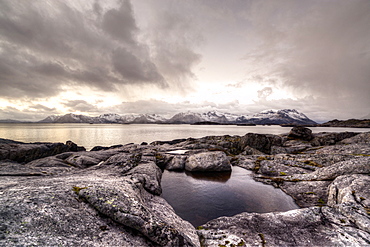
[167,112,205,124]
[39,109,317,125]
[246,109,317,125]
[40,113,100,123]
[39,115,61,123]
[168,111,241,124]
[39,113,168,124]
[98,113,123,123]
[167,109,315,125]
[130,114,167,123]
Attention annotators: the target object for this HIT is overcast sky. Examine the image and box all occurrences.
[0,0,369,122]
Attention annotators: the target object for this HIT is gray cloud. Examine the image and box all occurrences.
[62,100,98,113]
[141,3,202,92]
[0,104,59,122]
[112,48,165,85]
[0,0,369,121]
[102,0,138,44]
[239,0,370,115]
[0,0,200,100]
[29,104,56,112]
[257,87,273,99]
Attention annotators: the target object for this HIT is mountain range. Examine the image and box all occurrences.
[38,109,317,125]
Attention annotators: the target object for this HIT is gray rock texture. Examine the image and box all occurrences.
[166,155,187,170]
[0,139,85,163]
[288,126,314,141]
[0,146,200,246]
[1,129,370,246]
[185,151,231,172]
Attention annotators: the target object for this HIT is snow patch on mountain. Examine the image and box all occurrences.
[39,109,317,125]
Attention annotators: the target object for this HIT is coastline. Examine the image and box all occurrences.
[1,127,369,246]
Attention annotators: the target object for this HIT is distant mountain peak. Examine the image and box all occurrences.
[39,109,316,125]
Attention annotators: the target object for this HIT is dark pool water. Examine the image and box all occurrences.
[161,166,299,227]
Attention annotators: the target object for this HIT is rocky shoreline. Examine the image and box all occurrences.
[0,127,369,246]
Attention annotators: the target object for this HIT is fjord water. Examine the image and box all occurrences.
[161,166,299,227]
[1,123,370,150]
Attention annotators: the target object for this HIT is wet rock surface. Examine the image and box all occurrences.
[1,127,370,246]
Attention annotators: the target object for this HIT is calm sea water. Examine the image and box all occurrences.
[0,123,369,150]
[161,166,299,227]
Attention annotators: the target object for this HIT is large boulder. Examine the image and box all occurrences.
[239,133,282,154]
[185,151,231,172]
[288,126,313,141]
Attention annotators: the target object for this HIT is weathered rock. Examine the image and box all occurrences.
[241,146,265,155]
[233,155,259,170]
[339,132,370,144]
[99,152,142,173]
[311,132,358,146]
[125,162,163,195]
[0,154,200,246]
[258,160,310,176]
[327,174,370,207]
[279,180,332,207]
[151,138,187,146]
[0,141,84,163]
[1,130,370,246]
[78,178,199,246]
[197,206,370,247]
[288,126,313,141]
[66,140,85,151]
[65,154,101,168]
[154,153,173,169]
[90,144,123,151]
[166,155,187,170]
[0,170,160,246]
[288,156,370,181]
[0,161,46,176]
[185,151,231,172]
[239,133,282,154]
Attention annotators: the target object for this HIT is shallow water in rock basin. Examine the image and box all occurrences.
[161,166,299,227]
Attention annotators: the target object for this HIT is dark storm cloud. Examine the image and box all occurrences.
[0,0,195,99]
[112,48,165,85]
[102,0,138,44]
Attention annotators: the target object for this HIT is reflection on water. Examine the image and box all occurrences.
[161,166,299,227]
[184,170,231,182]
